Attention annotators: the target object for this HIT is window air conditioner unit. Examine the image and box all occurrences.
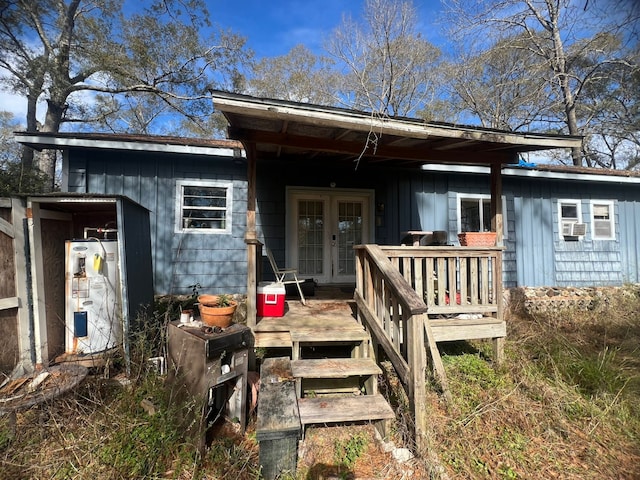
[562,222,586,237]
[571,223,587,236]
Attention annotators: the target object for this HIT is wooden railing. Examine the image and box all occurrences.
[354,245,449,451]
[380,245,504,320]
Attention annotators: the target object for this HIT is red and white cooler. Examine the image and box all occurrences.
[257,282,286,317]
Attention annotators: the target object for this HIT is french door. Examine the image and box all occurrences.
[287,189,373,284]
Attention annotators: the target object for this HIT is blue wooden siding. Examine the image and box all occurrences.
[68,150,247,295]
[117,198,154,321]
[619,199,640,283]
[68,147,639,292]
[257,163,638,288]
[507,174,634,287]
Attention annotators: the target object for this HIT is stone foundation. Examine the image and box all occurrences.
[506,284,640,316]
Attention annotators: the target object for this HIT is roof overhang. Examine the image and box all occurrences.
[210,90,583,168]
[14,132,244,158]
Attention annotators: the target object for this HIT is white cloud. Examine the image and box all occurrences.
[0,89,28,127]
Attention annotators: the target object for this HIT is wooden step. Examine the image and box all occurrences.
[290,328,369,344]
[297,394,395,427]
[254,331,292,348]
[291,358,381,379]
[291,328,371,361]
[430,316,506,342]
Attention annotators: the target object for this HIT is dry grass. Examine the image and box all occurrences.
[423,285,640,479]
[1,286,639,479]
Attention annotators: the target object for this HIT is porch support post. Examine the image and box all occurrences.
[245,143,258,330]
[490,162,505,366]
[490,163,503,246]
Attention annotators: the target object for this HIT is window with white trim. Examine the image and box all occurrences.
[590,200,615,240]
[457,194,507,237]
[175,180,233,234]
[558,199,584,239]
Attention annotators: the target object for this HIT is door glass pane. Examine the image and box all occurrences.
[297,200,324,275]
[460,200,480,232]
[482,200,491,232]
[337,201,362,275]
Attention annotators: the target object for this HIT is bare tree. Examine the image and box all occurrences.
[0,0,251,189]
[249,44,338,105]
[446,33,553,131]
[445,0,640,167]
[326,0,442,117]
[0,111,48,193]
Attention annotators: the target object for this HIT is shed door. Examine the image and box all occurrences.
[288,189,372,284]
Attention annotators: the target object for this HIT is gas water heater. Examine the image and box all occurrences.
[65,238,121,355]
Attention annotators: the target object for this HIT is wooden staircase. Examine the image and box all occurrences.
[288,327,395,434]
[255,325,396,480]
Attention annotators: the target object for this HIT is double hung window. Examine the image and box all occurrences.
[175,180,233,233]
[590,200,615,240]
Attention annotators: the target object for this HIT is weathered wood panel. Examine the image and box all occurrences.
[117,198,154,329]
[41,218,71,362]
[0,202,18,373]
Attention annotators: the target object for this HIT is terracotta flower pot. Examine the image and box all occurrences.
[197,295,238,328]
[457,232,497,247]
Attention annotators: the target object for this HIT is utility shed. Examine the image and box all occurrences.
[0,194,153,375]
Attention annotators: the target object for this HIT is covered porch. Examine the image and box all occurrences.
[210,90,582,449]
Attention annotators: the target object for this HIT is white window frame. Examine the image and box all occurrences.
[174,179,233,234]
[557,199,583,240]
[590,200,615,240]
[456,193,508,238]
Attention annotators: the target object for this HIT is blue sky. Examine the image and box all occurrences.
[211,0,446,58]
[1,0,447,124]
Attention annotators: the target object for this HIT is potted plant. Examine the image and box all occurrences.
[197,294,238,328]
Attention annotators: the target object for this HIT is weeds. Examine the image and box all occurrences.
[0,304,258,480]
[334,432,368,470]
[426,286,640,479]
[2,287,639,479]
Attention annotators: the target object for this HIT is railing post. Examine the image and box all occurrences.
[407,313,427,452]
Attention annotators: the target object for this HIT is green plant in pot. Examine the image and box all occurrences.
[197,294,238,328]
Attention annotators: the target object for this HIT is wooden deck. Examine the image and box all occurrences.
[253,287,360,349]
[254,287,505,349]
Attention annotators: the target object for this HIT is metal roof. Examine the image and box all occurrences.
[210,90,583,168]
[14,131,244,157]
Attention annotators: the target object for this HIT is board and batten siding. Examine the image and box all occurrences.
[65,146,640,293]
[619,198,640,284]
[66,149,247,295]
[509,174,631,288]
[409,166,638,288]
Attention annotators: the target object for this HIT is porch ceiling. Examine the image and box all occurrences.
[211,90,583,168]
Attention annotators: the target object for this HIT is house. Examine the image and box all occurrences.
[15,94,638,298]
[19,92,639,449]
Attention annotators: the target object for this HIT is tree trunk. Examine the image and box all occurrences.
[546,7,583,167]
[37,99,66,192]
[20,90,42,170]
